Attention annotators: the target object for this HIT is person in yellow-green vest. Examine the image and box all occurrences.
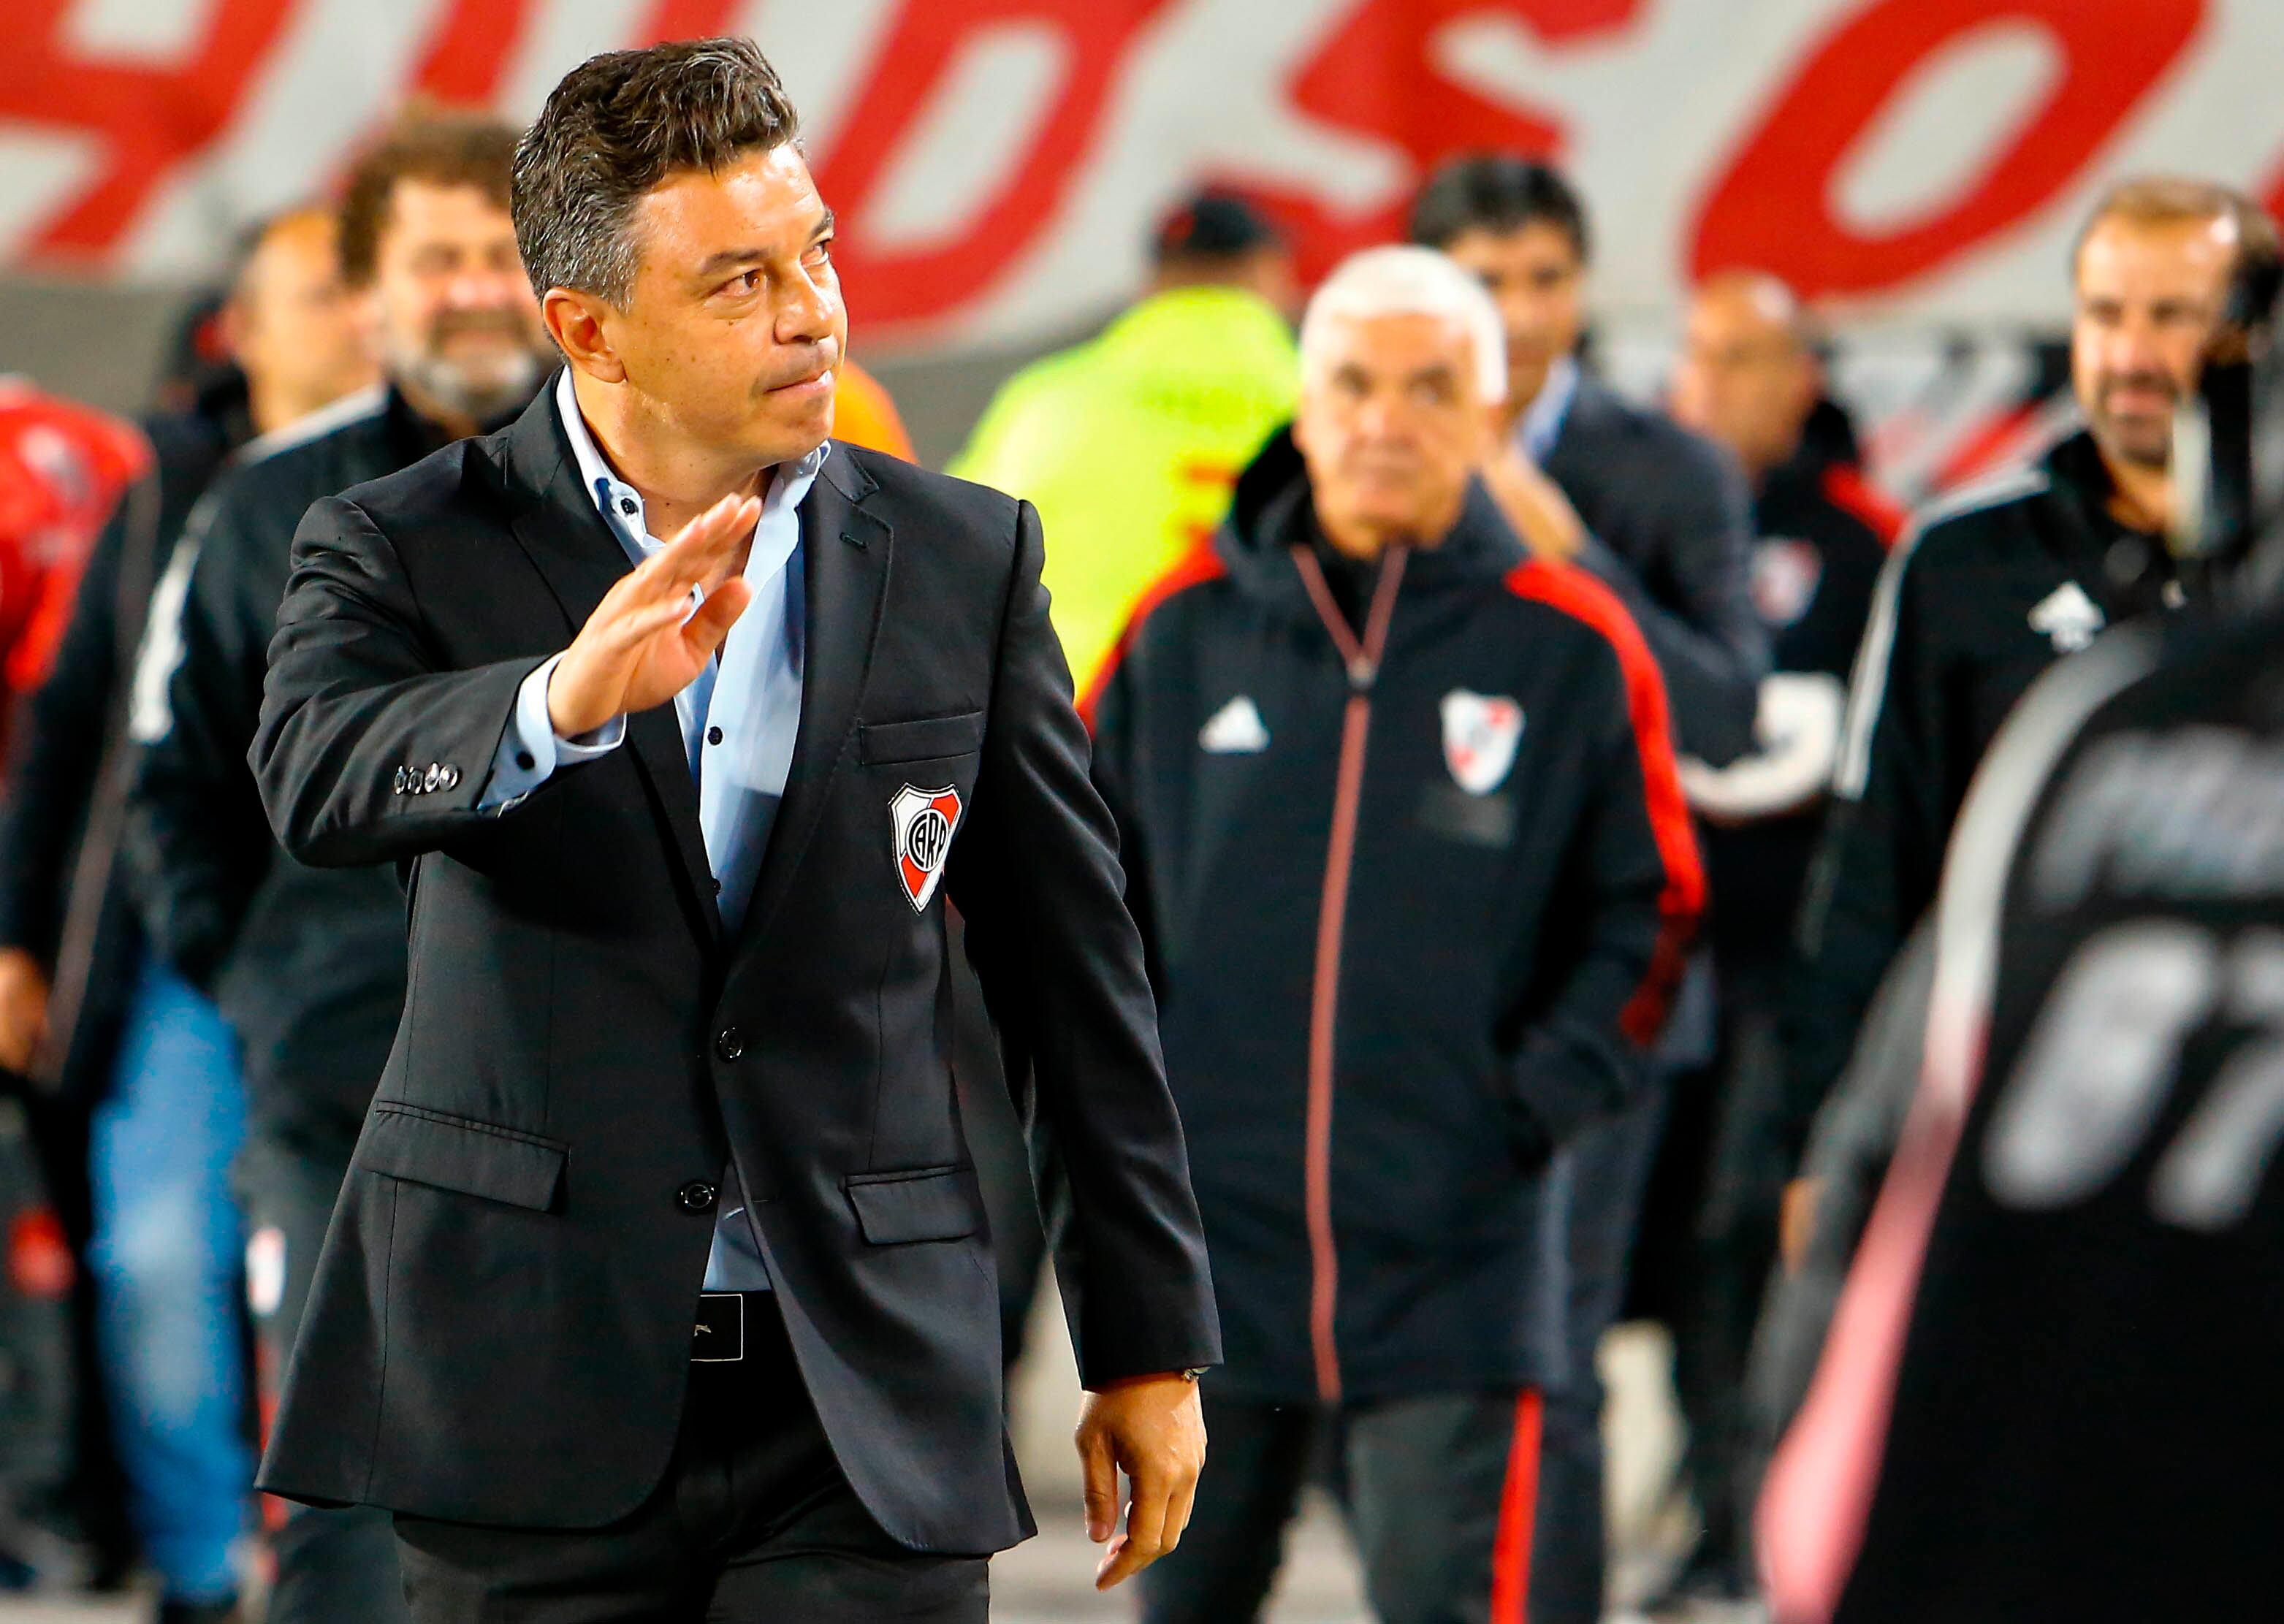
[949,190,1299,695]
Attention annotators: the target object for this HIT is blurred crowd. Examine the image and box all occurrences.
[0,81,2275,1624]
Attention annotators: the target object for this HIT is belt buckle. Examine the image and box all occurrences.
[692,1292,745,1362]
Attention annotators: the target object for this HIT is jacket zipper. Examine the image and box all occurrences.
[1290,544,1407,1405]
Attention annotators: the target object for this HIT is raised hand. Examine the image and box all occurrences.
[1479,441,1586,563]
[546,492,764,739]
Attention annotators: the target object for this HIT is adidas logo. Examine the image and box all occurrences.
[2028,582,2105,654]
[1199,695,1270,754]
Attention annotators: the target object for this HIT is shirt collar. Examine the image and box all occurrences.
[1515,353,1579,465]
[553,367,830,553]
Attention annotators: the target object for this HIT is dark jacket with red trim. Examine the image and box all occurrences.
[1701,443,1896,969]
[1087,430,1702,1405]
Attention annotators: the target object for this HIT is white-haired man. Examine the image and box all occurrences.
[1086,245,1702,1623]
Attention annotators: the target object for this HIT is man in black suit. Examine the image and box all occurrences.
[245,39,1217,1623]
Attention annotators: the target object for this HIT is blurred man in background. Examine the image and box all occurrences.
[1636,270,1894,1610]
[1091,244,1699,1624]
[0,203,370,1617]
[1779,179,2283,1245]
[952,187,1298,697]
[1411,155,1766,1624]
[126,112,542,1624]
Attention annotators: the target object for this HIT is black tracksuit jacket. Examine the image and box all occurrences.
[1087,432,1702,1406]
[1781,429,2188,1156]
[1701,438,1896,972]
[126,385,515,1160]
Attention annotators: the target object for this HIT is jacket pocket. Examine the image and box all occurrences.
[858,709,985,765]
[843,1164,983,1244]
[354,1102,568,1213]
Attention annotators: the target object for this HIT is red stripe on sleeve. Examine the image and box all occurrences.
[1504,560,1705,1045]
[1075,543,1229,733]
[1820,463,1907,549]
[1490,1387,1545,1623]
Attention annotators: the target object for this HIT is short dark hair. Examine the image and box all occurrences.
[1151,188,1280,269]
[1408,154,1591,264]
[338,108,520,288]
[512,38,802,307]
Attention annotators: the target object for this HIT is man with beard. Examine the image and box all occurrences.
[124,111,549,1624]
[1779,179,2280,1245]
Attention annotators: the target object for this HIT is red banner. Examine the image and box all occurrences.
[3,0,2277,351]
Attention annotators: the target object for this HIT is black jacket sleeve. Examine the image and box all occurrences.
[1575,435,1768,766]
[1504,579,1705,1151]
[122,484,287,989]
[251,495,548,870]
[0,480,140,959]
[1076,622,1165,1003]
[1782,534,1952,1159]
[947,498,1219,1388]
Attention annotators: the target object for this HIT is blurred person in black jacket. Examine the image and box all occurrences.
[1412,156,1769,1624]
[1780,181,2281,1242]
[1633,271,1896,1610]
[0,208,370,1617]
[125,113,544,1624]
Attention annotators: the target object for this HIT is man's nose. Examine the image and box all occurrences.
[777,268,840,346]
[1356,392,1409,439]
[444,267,518,310]
[2109,314,2171,374]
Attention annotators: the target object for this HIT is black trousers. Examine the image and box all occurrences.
[391,1296,989,1623]
[1661,964,1789,1575]
[1138,1387,1544,1624]
[237,1132,410,1624]
[1531,1083,1672,1624]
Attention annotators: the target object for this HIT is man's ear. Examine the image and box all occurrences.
[214,299,250,365]
[544,288,627,384]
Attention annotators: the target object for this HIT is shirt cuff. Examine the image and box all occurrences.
[476,653,626,811]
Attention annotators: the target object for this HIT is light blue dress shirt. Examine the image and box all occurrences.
[479,368,828,1290]
[1515,352,1579,465]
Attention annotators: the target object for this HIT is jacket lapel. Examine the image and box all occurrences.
[735,446,891,953]
[496,390,723,942]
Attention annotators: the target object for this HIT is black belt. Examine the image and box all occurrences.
[691,1292,767,1363]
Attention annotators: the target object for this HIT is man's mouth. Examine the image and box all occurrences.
[2104,378,2176,413]
[433,313,529,344]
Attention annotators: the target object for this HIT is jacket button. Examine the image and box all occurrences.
[392,766,407,794]
[440,765,461,790]
[715,1027,745,1062]
[677,1180,717,1213]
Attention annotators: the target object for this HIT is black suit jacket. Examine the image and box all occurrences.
[1542,373,1770,766]
[248,386,1219,1550]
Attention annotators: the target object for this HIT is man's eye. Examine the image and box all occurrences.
[807,239,835,265]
